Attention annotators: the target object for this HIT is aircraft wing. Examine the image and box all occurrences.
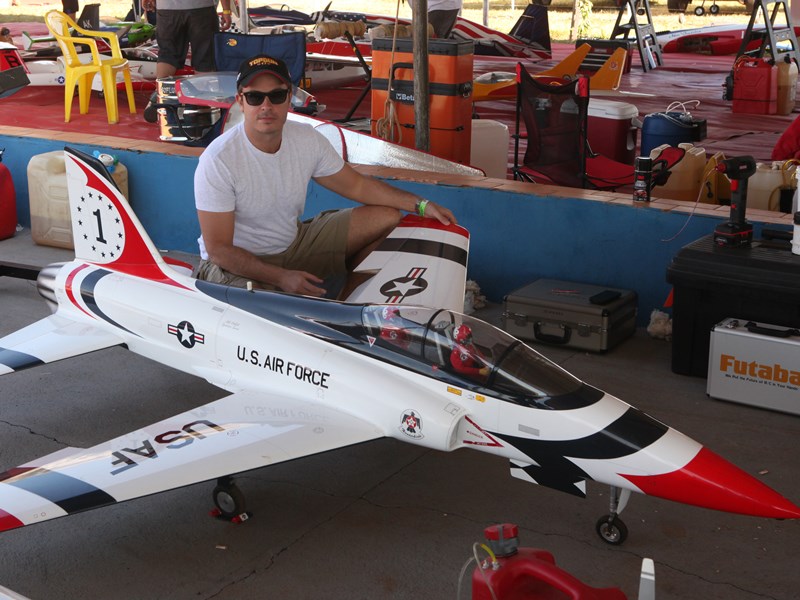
[0,390,383,532]
[343,215,470,312]
[0,314,125,375]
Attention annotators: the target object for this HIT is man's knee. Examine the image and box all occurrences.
[346,205,401,259]
[353,205,401,237]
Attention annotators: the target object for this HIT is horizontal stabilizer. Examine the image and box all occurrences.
[0,315,124,375]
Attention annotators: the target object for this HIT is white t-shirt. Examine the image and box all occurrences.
[427,0,462,11]
[194,120,345,260]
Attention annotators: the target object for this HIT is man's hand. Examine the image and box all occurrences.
[422,201,456,226]
[220,13,232,31]
[277,270,327,297]
[141,0,155,11]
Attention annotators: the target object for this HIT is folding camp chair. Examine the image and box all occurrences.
[512,63,686,191]
[213,30,306,86]
[512,63,635,190]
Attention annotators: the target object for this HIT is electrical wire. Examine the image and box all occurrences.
[660,157,716,243]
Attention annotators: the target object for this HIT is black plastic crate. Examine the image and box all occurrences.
[666,234,800,376]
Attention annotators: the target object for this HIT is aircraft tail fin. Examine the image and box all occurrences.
[64,147,182,284]
[589,47,627,91]
[343,215,469,313]
[537,43,592,79]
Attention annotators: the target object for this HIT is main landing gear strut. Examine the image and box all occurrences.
[595,486,631,545]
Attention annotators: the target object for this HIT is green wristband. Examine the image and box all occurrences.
[415,199,428,217]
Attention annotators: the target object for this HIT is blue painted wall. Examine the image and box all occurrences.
[2,131,788,325]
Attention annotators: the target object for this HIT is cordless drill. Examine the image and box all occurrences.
[713,155,757,247]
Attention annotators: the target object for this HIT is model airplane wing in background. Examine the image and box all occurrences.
[1,147,799,548]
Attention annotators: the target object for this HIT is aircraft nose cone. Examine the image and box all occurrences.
[623,447,800,519]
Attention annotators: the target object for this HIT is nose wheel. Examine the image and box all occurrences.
[596,486,631,545]
[596,515,629,545]
[211,476,250,523]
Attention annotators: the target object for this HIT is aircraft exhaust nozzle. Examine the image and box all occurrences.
[623,446,800,519]
[36,262,63,312]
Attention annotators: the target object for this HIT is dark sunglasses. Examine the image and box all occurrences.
[241,88,290,106]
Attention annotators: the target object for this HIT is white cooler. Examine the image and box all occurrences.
[587,99,639,166]
[707,318,800,416]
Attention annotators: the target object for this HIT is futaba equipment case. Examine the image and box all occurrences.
[708,318,800,416]
[502,279,637,352]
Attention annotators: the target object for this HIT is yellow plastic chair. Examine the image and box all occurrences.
[44,10,136,124]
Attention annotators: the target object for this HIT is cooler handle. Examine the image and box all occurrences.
[744,321,800,338]
[534,322,572,345]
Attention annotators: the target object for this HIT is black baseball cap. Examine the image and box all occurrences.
[236,54,292,89]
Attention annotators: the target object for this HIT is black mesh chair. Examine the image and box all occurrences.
[512,63,636,190]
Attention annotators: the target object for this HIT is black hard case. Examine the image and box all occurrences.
[666,234,800,377]
[501,279,638,352]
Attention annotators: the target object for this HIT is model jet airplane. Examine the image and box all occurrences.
[1,148,799,545]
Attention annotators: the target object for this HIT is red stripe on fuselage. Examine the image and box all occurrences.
[65,264,93,318]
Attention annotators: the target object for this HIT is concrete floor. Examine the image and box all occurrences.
[0,230,798,600]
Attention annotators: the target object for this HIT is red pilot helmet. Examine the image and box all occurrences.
[454,324,473,344]
[382,306,400,320]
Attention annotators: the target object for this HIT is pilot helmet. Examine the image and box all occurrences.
[454,324,473,344]
[382,306,400,320]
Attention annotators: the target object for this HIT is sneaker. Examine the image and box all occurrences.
[143,91,159,123]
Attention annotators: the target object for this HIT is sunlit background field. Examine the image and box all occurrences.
[2,0,754,41]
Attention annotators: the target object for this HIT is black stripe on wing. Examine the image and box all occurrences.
[1,467,117,514]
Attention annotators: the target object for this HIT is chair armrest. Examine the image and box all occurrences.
[62,35,102,64]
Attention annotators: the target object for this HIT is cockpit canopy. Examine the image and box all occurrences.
[361,305,583,403]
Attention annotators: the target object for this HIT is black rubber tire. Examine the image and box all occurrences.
[595,515,629,545]
[213,483,246,519]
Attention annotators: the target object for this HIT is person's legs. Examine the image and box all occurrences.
[345,205,402,270]
[144,9,188,121]
[428,9,459,39]
[61,0,79,20]
[185,6,220,74]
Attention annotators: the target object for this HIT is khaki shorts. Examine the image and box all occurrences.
[196,208,352,290]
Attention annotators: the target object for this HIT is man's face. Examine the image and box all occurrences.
[237,73,291,139]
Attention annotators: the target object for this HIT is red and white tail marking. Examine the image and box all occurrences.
[65,148,186,287]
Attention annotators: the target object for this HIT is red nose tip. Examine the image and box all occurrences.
[622,447,800,519]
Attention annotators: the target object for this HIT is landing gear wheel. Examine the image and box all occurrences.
[709,4,720,14]
[694,5,705,15]
[596,515,628,545]
[213,477,247,520]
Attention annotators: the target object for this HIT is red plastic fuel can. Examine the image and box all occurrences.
[0,148,17,241]
[471,524,626,600]
[732,57,777,115]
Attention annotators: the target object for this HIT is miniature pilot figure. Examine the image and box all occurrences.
[450,324,490,379]
[379,306,410,349]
